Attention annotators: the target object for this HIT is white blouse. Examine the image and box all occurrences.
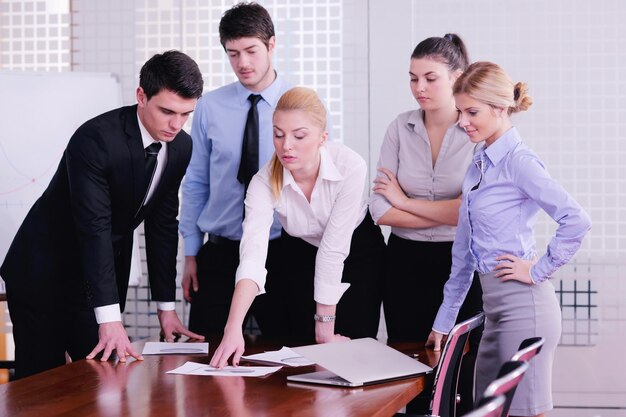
[236,142,368,305]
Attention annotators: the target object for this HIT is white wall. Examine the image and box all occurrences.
[367,1,626,414]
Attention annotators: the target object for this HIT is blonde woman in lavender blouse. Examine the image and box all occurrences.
[427,62,592,417]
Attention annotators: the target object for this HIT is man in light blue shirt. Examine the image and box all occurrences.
[179,3,291,336]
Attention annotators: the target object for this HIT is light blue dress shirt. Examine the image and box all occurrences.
[433,127,592,332]
[180,75,292,256]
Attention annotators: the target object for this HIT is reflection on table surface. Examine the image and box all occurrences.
[0,335,438,417]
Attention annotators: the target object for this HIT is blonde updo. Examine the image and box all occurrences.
[453,61,532,114]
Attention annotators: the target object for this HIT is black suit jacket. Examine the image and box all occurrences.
[1,105,192,312]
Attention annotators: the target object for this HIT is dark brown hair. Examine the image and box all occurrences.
[139,50,203,99]
[411,33,470,72]
[219,2,275,49]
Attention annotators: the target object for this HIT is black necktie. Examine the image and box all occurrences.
[140,142,162,208]
[237,94,262,189]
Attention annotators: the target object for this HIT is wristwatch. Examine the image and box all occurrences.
[313,313,336,323]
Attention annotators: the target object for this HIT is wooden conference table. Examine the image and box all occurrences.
[0,336,440,417]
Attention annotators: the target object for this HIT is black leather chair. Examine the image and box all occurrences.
[511,337,544,362]
[396,312,485,417]
[479,336,543,416]
[475,361,529,417]
[460,395,505,417]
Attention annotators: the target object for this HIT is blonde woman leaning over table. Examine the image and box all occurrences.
[211,87,385,368]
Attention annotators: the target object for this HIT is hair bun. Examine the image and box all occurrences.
[512,82,532,113]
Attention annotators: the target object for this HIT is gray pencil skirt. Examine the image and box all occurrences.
[475,271,561,416]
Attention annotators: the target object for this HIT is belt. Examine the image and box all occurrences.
[208,234,240,247]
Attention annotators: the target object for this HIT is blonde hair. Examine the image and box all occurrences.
[453,61,532,115]
[269,87,327,198]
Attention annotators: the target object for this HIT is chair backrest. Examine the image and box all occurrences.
[460,395,506,417]
[486,336,543,416]
[511,337,544,362]
[430,312,485,417]
[477,360,529,417]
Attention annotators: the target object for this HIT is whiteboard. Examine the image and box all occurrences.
[0,71,142,291]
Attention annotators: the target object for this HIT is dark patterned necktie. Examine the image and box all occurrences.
[237,94,262,189]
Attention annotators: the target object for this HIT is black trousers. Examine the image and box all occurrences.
[188,236,283,337]
[259,212,385,345]
[382,234,483,414]
[6,285,99,380]
[383,234,483,341]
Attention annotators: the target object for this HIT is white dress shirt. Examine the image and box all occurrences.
[236,142,368,305]
[94,114,175,324]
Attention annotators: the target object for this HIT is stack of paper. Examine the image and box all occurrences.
[167,362,282,377]
[242,346,315,367]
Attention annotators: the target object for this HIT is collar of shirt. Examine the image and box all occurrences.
[406,109,427,143]
[136,113,168,152]
[406,108,466,141]
[234,70,284,108]
[281,145,344,192]
[483,127,522,168]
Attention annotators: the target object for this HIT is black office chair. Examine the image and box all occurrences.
[511,337,544,362]
[460,395,505,417]
[481,336,542,416]
[475,361,529,417]
[396,311,485,417]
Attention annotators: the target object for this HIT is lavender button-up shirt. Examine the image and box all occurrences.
[433,127,592,333]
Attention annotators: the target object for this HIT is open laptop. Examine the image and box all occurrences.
[287,337,432,387]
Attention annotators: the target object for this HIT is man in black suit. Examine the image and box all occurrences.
[0,50,205,379]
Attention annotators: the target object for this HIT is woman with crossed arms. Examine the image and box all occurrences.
[370,34,484,413]
[211,87,385,368]
[370,33,483,343]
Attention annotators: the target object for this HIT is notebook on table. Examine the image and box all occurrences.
[287,337,432,387]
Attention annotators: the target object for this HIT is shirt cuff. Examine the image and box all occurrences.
[530,262,549,284]
[432,305,458,334]
[183,234,204,256]
[314,282,351,305]
[94,304,122,324]
[157,302,175,311]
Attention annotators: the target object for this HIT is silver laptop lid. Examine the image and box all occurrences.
[290,337,432,385]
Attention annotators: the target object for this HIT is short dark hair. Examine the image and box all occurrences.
[139,50,204,100]
[219,2,275,49]
[411,33,470,73]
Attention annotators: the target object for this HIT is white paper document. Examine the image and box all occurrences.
[142,342,209,355]
[166,361,282,377]
[241,346,315,367]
